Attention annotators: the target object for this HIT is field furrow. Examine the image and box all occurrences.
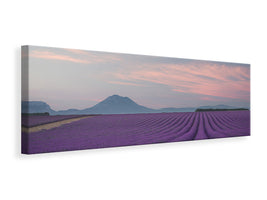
[22,111,250,154]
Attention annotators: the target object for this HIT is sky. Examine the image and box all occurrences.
[22,46,250,111]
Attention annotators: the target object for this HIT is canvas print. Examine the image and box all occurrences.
[21,46,250,154]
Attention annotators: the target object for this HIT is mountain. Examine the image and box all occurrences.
[58,95,155,115]
[22,101,56,115]
[158,107,196,113]
[56,108,81,115]
[22,96,247,115]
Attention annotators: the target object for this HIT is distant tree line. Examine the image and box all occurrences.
[22,112,50,116]
[195,108,249,112]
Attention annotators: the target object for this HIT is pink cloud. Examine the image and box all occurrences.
[112,61,250,101]
[64,48,122,62]
[30,51,90,64]
[64,49,89,55]
[30,49,122,64]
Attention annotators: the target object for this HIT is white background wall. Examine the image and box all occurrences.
[1,0,266,200]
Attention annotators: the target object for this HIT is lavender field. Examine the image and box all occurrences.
[21,110,250,154]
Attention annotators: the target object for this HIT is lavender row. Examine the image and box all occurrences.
[22,111,250,154]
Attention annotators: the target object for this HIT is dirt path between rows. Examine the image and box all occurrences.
[22,116,93,133]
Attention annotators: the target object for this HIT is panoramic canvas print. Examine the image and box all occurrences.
[21,46,250,154]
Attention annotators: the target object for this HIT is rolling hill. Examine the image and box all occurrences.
[22,95,247,115]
